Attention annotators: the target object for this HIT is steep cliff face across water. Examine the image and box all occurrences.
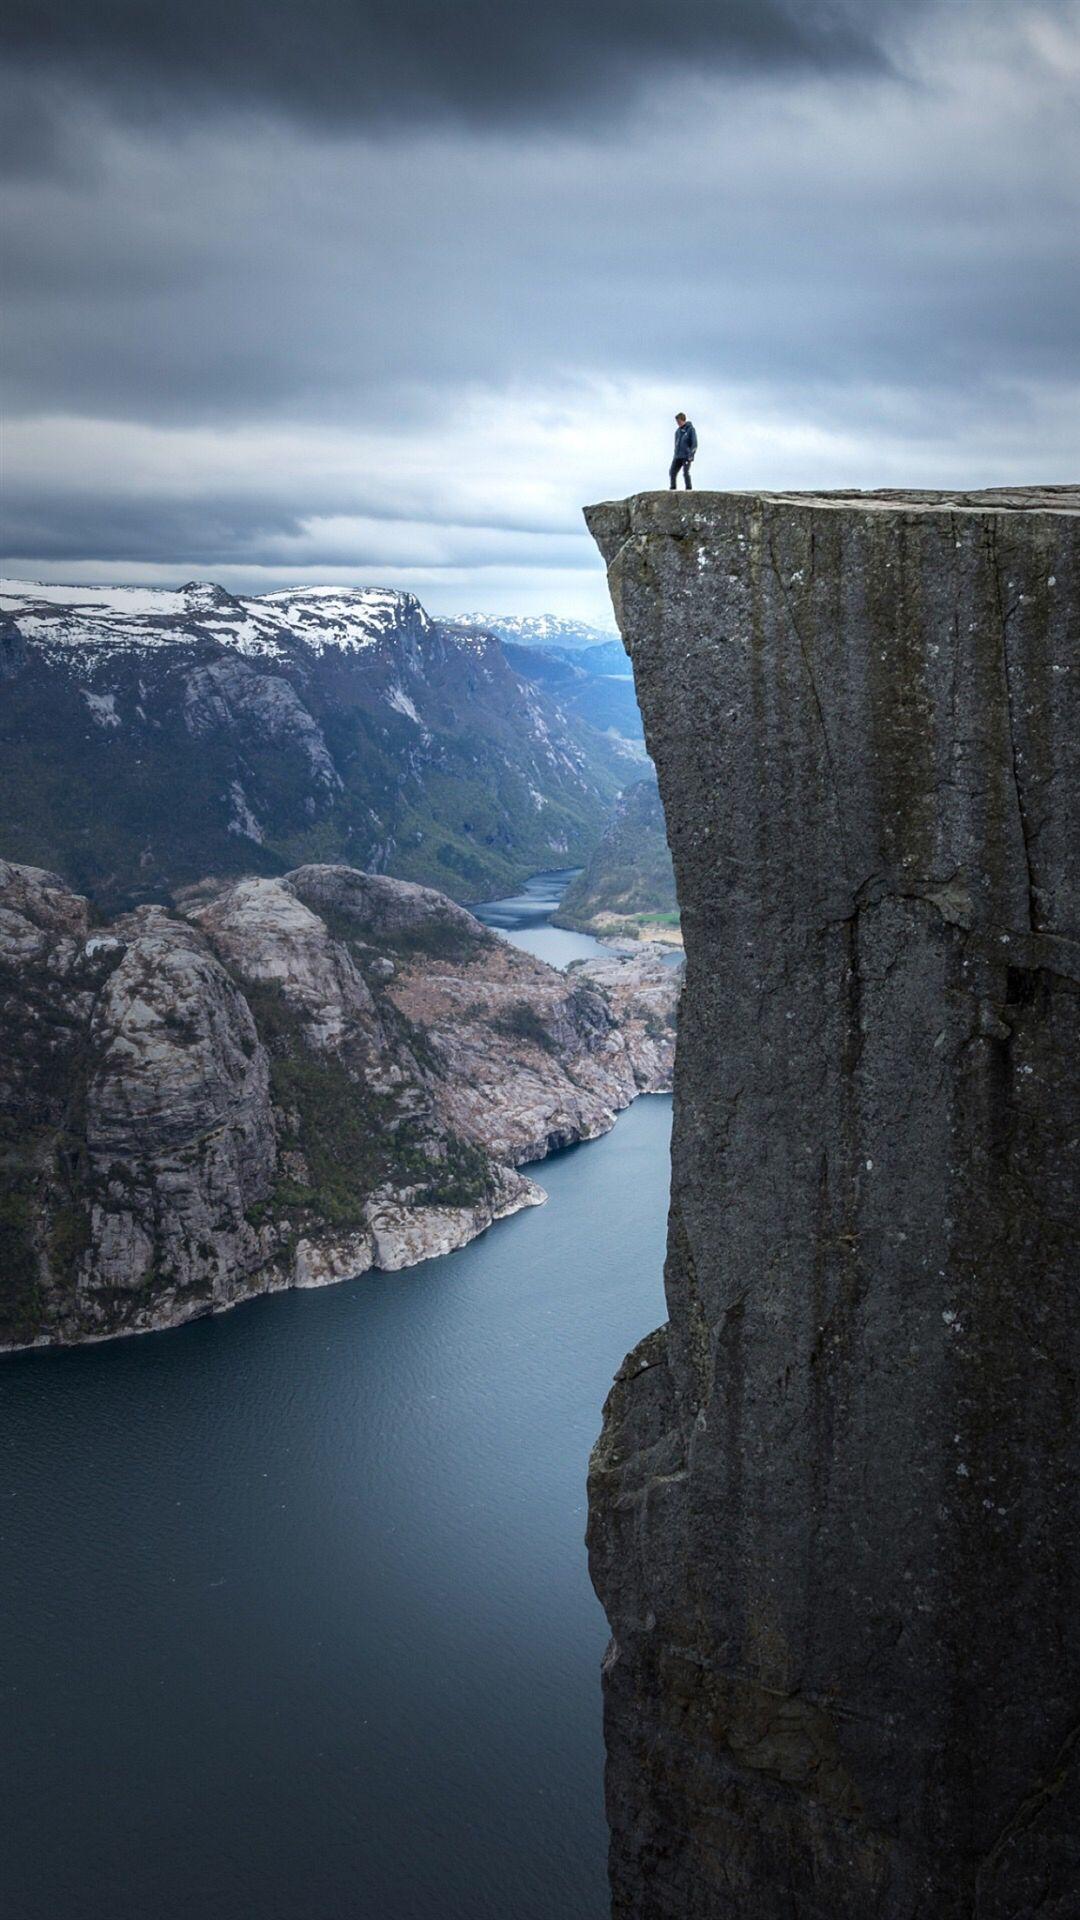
[0,859,677,1349]
[584,490,1079,1919]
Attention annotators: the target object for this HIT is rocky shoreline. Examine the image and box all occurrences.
[1,858,679,1351]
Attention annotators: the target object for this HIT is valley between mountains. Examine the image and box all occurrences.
[0,576,681,1351]
[0,580,644,912]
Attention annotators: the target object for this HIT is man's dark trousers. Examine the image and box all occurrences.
[669,458,693,489]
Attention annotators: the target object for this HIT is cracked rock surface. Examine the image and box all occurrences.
[584,489,1079,1919]
[0,859,678,1349]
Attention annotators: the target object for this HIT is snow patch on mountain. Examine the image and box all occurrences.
[227,781,265,843]
[1,581,574,682]
[0,578,287,662]
[0,578,445,668]
[386,683,423,725]
[82,690,120,727]
[1,580,196,618]
[451,612,617,652]
[257,585,431,654]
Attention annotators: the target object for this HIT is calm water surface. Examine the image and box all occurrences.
[471,869,607,968]
[1,878,670,1920]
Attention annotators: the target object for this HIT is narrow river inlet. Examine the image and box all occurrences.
[1,875,671,1920]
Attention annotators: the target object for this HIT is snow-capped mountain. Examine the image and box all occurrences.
[0,579,636,909]
[0,579,439,662]
[449,612,618,652]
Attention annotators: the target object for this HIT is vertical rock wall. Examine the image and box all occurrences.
[584,490,1080,1919]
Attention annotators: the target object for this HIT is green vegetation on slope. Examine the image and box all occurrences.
[244,983,493,1231]
[553,776,678,933]
[0,622,634,912]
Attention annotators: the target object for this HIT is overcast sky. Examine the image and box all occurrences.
[2,0,1077,621]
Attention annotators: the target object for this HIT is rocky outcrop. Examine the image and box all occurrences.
[0,858,677,1349]
[584,489,1080,1918]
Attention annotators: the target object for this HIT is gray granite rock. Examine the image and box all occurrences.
[0,858,678,1348]
[584,489,1080,1918]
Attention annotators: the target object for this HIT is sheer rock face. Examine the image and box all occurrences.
[584,490,1080,1919]
[0,859,677,1349]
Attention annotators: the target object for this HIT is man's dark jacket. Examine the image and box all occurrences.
[673,420,697,462]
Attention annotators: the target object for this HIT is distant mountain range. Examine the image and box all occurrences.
[446,613,643,742]
[449,612,618,652]
[0,580,641,910]
[537,638,631,676]
[502,640,643,743]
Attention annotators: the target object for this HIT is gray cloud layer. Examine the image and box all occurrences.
[4,0,909,143]
[2,2,1077,612]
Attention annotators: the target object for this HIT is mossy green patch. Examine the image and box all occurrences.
[245,982,494,1230]
[554,776,676,931]
[492,1000,558,1054]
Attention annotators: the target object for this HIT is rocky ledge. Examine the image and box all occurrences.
[584,489,1079,1918]
[0,860,678,1349]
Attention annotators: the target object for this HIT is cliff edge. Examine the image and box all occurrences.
[584,489,1080,1918]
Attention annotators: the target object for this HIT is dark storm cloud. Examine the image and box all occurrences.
[3,1,1077,602]
[5,85,1078,435]
[4,0,910,140]
[0,490,305,566]
[1,481,587,564]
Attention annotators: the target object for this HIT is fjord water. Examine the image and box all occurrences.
[1,878,670,1920]
[471,867,608,966]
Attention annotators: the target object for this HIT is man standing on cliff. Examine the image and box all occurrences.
[669,413,697,489]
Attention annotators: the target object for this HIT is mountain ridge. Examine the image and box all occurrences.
[0,578,637,911]
[448,611,618,651]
